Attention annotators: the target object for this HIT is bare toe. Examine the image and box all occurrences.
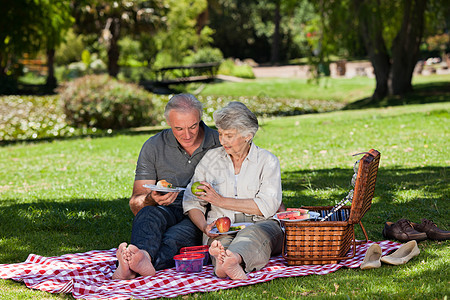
[112,243,136,280]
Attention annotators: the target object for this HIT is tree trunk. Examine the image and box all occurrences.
[352,0,391,100]
[271,0,281,65]
[108,18,120,77]
[46,48,57,90]
[389,0,427,95]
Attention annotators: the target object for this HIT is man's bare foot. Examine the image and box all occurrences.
[127,244,156,277]
[222,250,248,280]
[112,242,137,280]
[209,240,227,278]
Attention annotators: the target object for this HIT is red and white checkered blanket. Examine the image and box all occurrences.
[0,240,400,299]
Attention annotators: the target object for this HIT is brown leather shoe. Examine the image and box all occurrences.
[382,219,427,242]
[411,219,450,241]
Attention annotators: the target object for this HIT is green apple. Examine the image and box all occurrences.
[191,181,205,194]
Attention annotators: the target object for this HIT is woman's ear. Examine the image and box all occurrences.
[245,134,253,144]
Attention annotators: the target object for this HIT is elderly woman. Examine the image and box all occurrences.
[183,101,283,280]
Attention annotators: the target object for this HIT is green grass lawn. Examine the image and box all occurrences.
[198,74,450,103]
[200,77,375,102]
[1,99,448,299]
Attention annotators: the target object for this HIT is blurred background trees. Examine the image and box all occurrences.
[0,0,449,100]
[0,0,73,91]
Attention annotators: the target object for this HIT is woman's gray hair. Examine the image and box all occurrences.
[164,93,203,120]
[213,101,259,139]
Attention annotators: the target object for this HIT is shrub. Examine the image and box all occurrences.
[183,47,224,65]
[59,75,160,130]
[218,59,255,79]
[0,95,76,141]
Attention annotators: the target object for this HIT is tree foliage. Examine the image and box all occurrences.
[0,0,73,79]
[311,0,449,100]
[72,0,167,77]
[152,0,212,68]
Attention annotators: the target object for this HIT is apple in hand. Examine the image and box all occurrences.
[191,181,205,194]
[215,217,231,233]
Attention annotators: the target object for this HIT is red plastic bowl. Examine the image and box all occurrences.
[173,253,205,272]
[180,245,210,265]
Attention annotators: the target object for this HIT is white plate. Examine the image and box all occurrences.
[273,211,321,222]
[209,222,254,235]
[143,184,186,193]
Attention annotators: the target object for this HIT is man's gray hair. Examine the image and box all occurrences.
[213,101,259,138]
[164,93,203,120]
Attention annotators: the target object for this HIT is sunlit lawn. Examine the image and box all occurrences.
[1,99,448,299]
[199,74,449,103]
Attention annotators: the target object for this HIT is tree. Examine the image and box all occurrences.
[73,0,167,77]
[152,0,211,67]
[315,0,449,100]
[208,0,310,64]
[0,1,43,79]
[39,0,74,89]
[0,0,73,91]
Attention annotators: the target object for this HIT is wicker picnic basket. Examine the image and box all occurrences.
[282,149,381,265]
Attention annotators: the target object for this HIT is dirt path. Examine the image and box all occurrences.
[252,60,449,78]
[252,61,374,79]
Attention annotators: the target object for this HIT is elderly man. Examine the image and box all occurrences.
[113,93,220,279]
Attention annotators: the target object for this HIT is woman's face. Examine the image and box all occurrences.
[218,128,250,156]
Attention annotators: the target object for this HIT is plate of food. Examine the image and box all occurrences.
[144,180,186,193]
[273,209,321,222]
[209,222,253,235]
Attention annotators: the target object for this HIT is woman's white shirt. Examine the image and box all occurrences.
[183,143,282,224]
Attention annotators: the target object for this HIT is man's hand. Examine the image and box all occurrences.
[148,190,179,206]
[131,180,180,215]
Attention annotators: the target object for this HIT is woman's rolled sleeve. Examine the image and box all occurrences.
[251,153,282,218]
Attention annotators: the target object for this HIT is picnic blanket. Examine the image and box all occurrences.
[0,240,401,299]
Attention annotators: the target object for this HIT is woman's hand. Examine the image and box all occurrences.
[203,220,219,238]
[196,181,223,206]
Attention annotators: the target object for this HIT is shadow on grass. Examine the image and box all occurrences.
[1,124,219,148]
[344,80,450,110]
[281,165,448,240]
[0,198,133,263]
[0,83,57,96]
[0,126,164,147]
[0,166,447,264]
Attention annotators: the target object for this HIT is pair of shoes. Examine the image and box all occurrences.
[382,219,427,242]
[360,241,420,269]
[411,219,450,241]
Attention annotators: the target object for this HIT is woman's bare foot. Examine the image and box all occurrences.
[112,242,137,280]
[209,240,227,278]
[127,244,156,277]
[222,250,248,280]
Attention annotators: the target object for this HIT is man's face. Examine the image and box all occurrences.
[167,109,201,149]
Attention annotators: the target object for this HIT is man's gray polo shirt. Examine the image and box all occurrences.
[134,121,220,207]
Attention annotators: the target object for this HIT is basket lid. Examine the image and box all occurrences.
[348,149,380,224]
